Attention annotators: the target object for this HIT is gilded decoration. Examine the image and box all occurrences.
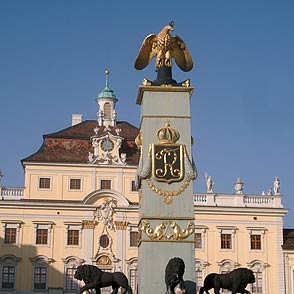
[136,120,197,203]
[96,255,112,266]
[134,21,193,72]
[114,221,129,230]
[139,219,194,241]
[152,144,184,183]
[134,21,193,86]
[82,220,97,229]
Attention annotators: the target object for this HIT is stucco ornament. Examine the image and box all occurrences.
[88,131,126,166]
[94,198,117,230]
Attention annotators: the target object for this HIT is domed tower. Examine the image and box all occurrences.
[96,70,118,127]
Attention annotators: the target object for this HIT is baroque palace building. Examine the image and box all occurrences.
[0,72,294,294]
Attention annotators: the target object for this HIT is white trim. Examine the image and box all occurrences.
[0,254,20,290]
[68,177,83,191]
[1,221,23,246]
[217,226,237,252]
[37,176,52,191]
[33,222,54,247]
[64,223,82,248]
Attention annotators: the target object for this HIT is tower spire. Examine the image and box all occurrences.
[105,69,110,88]
[96,69,118,127]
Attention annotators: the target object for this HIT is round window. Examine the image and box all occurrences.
[99,234,110,248]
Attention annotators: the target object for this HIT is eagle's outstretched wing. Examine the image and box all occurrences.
[134,34,157,70]
[170,35,193,72]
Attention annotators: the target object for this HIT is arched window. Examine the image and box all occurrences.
[30,255,53,290]
[248,261,267,294]
[127,258,138,294]
[0,255,20,290]
[104,103,112,119]
[218,259,236,294]
[62,256,84,291]
[195,259,209,294]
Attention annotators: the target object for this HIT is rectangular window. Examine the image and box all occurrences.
[130,231,138,247]
[2,266,15,289]
[70,178,81,190]
[36,229,48,245]
[252,272,263,293]
[196,271,202,294]
[131,181,138,192]
[100,180,111,189]
[4,228,16,244]
[67,230,79,246]
[251,234,261,250]
[34,267,47,290]
[65,268,78,290]
[195,233,202,249]
[221,234,232,249]
[39,177,51,189]
[129,269,138,294]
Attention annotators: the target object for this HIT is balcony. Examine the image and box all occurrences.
[1,186,24,200]
[194,193,283,208]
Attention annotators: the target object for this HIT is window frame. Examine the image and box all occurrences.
[62,256,84,292]
[33,266,47,290]
[30,256,53,291]
[129,226,139,248]
[0,255,19,290]
[247,261,267,294]
[131,180,138,192]
[195,226,207,250]
[69,178,82,191]
[1,221,22,246]
[130,231,139,248]
[33,222,54,247]
[64,223,82,248]
[217,227,236,252]
[126,258,138,294]
[38,177,52,190]
[247,227,266,252]
[100,179,112,190]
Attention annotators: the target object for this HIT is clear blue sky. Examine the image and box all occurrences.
[0,1,293,225]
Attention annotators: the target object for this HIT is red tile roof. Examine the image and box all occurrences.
[22,120,140,165]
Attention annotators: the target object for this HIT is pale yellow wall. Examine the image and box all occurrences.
[24,164,138,203]
[1,161,287,293]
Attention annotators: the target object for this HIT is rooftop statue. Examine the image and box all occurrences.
[134,21,193,86]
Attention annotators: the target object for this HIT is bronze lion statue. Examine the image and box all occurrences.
[165,257,186,294]
[199,268,255,294]
[74,264,133,294]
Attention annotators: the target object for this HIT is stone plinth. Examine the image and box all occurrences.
[136,86,196,293]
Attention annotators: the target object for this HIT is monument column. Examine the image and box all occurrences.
[134,22,196,294]
[136,86,196,294]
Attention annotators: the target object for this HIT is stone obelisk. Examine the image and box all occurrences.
[135,22,197,293]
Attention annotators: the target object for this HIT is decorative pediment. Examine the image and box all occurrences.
[88,129,127,166]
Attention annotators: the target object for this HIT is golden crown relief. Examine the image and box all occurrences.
[135,120,197,203]
[157,120,180,144]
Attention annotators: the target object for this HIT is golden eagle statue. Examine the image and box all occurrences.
[135,21,193,72]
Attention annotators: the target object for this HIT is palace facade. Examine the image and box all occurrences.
[0,74,293,294]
